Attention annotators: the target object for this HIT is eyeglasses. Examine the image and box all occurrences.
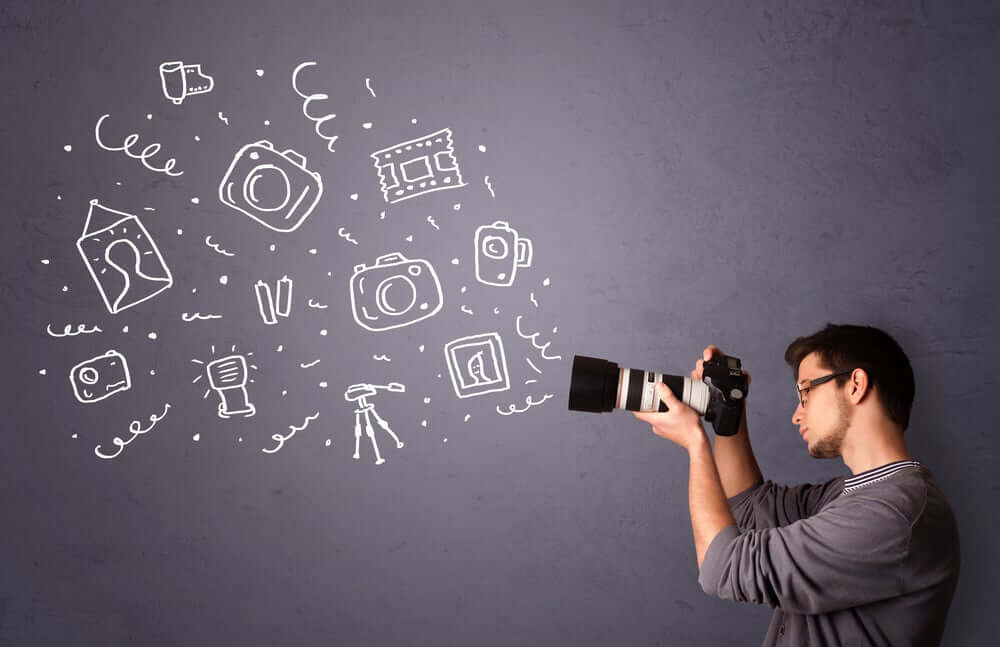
[795,371,853,407]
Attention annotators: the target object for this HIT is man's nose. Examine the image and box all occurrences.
[792,402,804,425]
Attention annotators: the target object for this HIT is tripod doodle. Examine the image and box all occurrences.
[345,382,405,465]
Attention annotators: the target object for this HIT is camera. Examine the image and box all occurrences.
[474,221,533,287]
[218,140,323,233]
[350,252,444,331]
[69,349,132,404]
[568,353,748,437]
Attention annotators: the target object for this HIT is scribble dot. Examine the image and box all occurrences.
[478,144,487,152]
[362,122,372,129]
[193,434,200,442]
[39,369,47,375]
[421,420,427,427]
[194,135,201,141]
[256,69,264,77]
[320,329,328,336]
[418,345,425,352]
[411,117,418,124]
[436,373,442,378]
[308,248,317,255]
[443,437,449,442]
[147,332,158,340]
[63,145,72,152]
[177,229,183,235]
[269,244,276,252]
[62,286,68,292]
[319,381,328,388]
[191,288,197,294]
[190,197,200,205]
[40,259,50,265]
[71,433,78,438]
[460,285,467,293]
[276,345,283,352]
[146,114,152,120]
[219,275,228,285]
[122,326,129,333]
[464,414,471,422]
[264,120,270,126]
[453,203,461,211]
[423,397,431,404]
[543,277,551,286]
[149,369,156,376]
[56,195,62,200]
[349,193,359,200]
[238,437,244,443]
[451,257,460,265]
[325,439,332,447]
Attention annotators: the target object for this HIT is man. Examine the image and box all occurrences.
[634,323,960,646]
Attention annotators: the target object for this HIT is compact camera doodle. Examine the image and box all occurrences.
[69,349,132,404]
[350,252,443,332]
[474,221,533,287]
[218,140,324,233]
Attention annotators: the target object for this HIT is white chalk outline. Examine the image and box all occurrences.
[159,61,214,105]
[46,323,102,337]
[77,199,173,314]
[70,349,132,404]
[95,114,183,176]
[474,221,533,287]
[496,394,553,415]
[371,128,466,204]
[338,227,359,245]
[292,62,339,152]
[263,412,319,454]
[204,353,257,419]
[95,403,170,459]
[219,141,323,233]
[255,276,293,325]
[515,315,562,360]
[204,235,235,256]
[181,312,223,322]
[444,332,510,399]
[484,175,495,198]
[307,298,328,309]
[350,252,443,332]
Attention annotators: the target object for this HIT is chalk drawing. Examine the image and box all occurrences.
[204,235,235,257]
[255,275,293,325]
[46,323,102,337]
[371,128,466,204]
[496,394,553,416]
[94,114,182,176]
[350,252,443,332]
[181,312,223,322]
[338,227,359,245]
[159,61,214,104]
[292,62,339,152]
[263,412,319,454]
[444,333,510,399]
[70,349,131,404]
[484,175,495,198]
[346,382,405,465]
[192,346,257,419]
[94,403,170,459]
[515,315,561,361]
[474,221,532,287]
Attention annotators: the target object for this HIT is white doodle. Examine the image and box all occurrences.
[193,346,257,418]
[474,221,532,287]
[94,114,183,176]
[204,235,235,257]
[426,215,439,230]
[70,349,132,404]
[159,61,214,104]
[181,312,223,322]
[338,227,359,245]
[292,61,339,152]
[371,128,466,204]
[524,379,537,385]
[444,333,510,399]
[484,175,495,198]
[365,77,376,98]
[78,200,173,314]
[515,315,562,361]
[460,305,474,315]
[46,323,102,337]
[94,403,170,460]
[306,298,328,309]
[218,112,229,125]
[525,357,543,374]
[299,359,321,368]
[346,382,405,465]
[219,141,323,233]
[529,293,539,307]
[373,354,391,362]
[350,252,443,332]
[263,412,319,454]
[496,394,553,416]
[255,275,293,325]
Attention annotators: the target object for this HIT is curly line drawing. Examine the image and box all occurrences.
[496,394,553,416]
[529,292,539,307]
[95,403,170,459]
[299,359,321,368]
[46,323,103,337]
[484,175,495,198]
[204,235,235,256]
[181,312,223,322]
[263,412,319,454]
[426,216,439,230]
[292,61,339,152]
[515,315,562,361]
[373,354,392,362]
[338,227,359,245]
[307,299,328,309]
[365,77,376,98]
[218,112,229,125]
[525,357,542,374]
[95,114,182,176]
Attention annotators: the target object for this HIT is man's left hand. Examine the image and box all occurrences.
[632,382,707,451]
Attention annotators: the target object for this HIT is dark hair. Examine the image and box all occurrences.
[784,323,915,431]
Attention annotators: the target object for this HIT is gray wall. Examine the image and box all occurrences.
[2,1,996,644]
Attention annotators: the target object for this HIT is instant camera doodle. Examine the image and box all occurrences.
[77,200,173,314]
[69,349,132,404]
[219,141,323,233]
[371,128,466,204]
[444,333,510,399]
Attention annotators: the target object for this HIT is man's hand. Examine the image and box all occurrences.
[632,382,707,451]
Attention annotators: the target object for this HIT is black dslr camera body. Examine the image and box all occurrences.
[568,353,749,437]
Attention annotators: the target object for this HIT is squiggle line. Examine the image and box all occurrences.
[427,216,439,230]
[95,403,170,459]
[460,305,474,315]
[529,292,539,307]
[525,357,542,374]
[204,235,235,256]
[95,113,183,176]
[484,175,495,198]
[307,299,329,309]
[496,394,553,416]
[182,312,223,322]
[515,315,562,360]
[292,61,339,152]
[299,359,321,368]
[365,77,376,98]
[46,323,102,337]
[263,412,319,454]
[373,354,392,362]
[218,112,229,125]
[338,227,359,245]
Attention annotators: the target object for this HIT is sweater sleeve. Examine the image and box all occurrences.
[698,494,912,614]
[729,477,844,532]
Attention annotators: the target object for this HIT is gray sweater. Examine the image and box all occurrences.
[697,461,960,646]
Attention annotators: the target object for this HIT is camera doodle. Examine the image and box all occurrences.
[219,140,323,233]
[444,333,511,399]
[77,200,173,314]
[371,128,465,204]
[350,252,443,332]
[159,61,214,105]
[474,221,533,287]
[70,349,132,404]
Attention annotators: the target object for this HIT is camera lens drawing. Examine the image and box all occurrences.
[350,252,443,331]
[70,349,132,404]
[192,345,258,419]
[219,140,323,233]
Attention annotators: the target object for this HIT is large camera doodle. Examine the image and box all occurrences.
[350,252,443,332]
[474,221,533,287]
[69,349,132,404]
[218,140,323,233]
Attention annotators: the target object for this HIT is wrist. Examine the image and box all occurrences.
[687,427,711,454]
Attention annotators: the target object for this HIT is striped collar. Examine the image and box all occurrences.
[842,460,922,494]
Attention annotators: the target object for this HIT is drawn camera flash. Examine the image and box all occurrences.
[193,346,258,419]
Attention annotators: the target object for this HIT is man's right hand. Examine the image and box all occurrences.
[691,345,752,386]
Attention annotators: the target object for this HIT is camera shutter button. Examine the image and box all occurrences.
[730,388,743,399]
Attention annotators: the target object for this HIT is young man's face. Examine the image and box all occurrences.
[792,352,853,459]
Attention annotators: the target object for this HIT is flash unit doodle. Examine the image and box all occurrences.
[192,345,258,419]
[94,403,171,460]
[94,114,183,176]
